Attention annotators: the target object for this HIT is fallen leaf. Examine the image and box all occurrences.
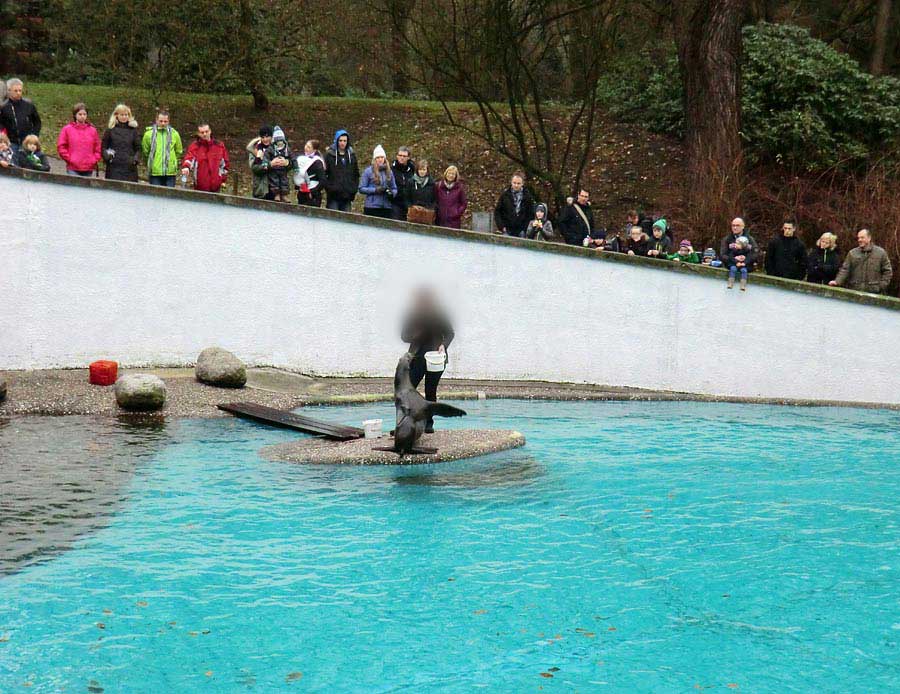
[286,672,303,681]
[548,667,560,672]
[23,683,33,688]
[189,631,199,637]
[726,685,739,689]
[96,623,105,629]
[136,601,148,607]
[0,634,8,642]
[205,671,213,677]
[607,627,617,632]
[169,621,177,626]
[539,672,553,678]
[473,609,487,615]
[102,609,113,615]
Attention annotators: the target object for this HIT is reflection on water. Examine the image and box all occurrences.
[0,415,171,575]
[392,453,543,487]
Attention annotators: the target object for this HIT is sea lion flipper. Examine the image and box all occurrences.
[426,402,467,418]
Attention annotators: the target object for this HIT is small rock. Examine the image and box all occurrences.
[0,378,6,403]
[195,347,246,388]
[114,374,166,412]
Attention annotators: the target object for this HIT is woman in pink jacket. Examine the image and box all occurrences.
[435,164,468,229]
[57,102,101,177]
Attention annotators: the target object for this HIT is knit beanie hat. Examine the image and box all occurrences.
[703,248,716,259]
[259,124,274,137]
[653,218,668,233]
[272,125,286,142]
[679,239,691,248]
[373,144,387,160]
[535,203,548,217]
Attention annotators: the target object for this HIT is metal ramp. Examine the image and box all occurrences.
[218,402,364,441]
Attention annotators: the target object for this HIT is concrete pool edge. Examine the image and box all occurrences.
[2,367,900,417]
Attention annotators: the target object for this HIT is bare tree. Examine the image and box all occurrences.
[381,0,623,210]
[871,0,894,75]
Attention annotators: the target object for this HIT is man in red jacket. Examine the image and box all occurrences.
[181,122,229,192]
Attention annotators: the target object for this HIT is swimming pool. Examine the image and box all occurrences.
[1,400,898,692]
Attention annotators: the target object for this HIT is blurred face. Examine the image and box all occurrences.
[417,164,428,176]
[75,109,88,124]
[197,125,211,140]
[396,150,410,163]
[653,227,663,238]
[338,135,348,150]
[156,114,169,128]
[446,169,457,182]
[304,141,314,155]
[731,218,744,233]
[680,246,690,255]
[630,227,642,241]
[116,110,130,123]
[858,230,871,248]
[782,223,795,237]
[260,135,272,146]
[510,176,523,191]
[627,213,638,225]
[0,141,8,151]
[577,190,589,205]
[374,155,386,167]
[26,141,37,152]
[535,209,544,220]
[8,83,23,100]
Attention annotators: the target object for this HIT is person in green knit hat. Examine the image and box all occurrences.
[646,218,673,259]
[668,239,701,263]
[141,110,183,187]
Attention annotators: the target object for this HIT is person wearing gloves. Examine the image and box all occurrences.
[180,122,229,193]
[359,144,398,218]
[57,102,101,176]
[101,104,140,182]
[141,110,183,187]
[525,203,556,241]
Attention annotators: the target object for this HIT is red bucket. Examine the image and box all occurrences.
[89,360,118,386]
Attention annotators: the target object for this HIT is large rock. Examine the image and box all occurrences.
[0,378,6,403]
[114,374,166,412]
[195,347,247,388]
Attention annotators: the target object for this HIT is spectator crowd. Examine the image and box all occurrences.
[0,77,894,297]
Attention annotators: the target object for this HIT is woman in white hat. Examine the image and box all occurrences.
[358,144,398,218]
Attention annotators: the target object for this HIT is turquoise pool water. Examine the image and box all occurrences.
[1,400,898,692]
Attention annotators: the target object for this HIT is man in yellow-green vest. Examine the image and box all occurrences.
[141,110,183,187]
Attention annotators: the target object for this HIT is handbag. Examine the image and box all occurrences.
[407,205,436,225]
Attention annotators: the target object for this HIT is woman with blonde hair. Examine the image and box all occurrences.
[435,164,467,229]
[101,103,140,181]
[806,231,841,284]
[358,144,397,217]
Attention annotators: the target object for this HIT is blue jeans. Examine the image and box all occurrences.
[728,265,748,281]
[326,198,352,213]
[67,169,93,177]
[149,175,176,187]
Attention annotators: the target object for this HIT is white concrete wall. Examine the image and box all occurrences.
[2,174,899,403]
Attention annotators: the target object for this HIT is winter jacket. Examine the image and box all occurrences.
[494,187,535,236]
[725,244,757,272]
[57,121,101,173]
[667,250,701,263]
[834,244,893,293]
[246,138,270,198]
[525,219,555,241]
[405,175,436,209]
[15,148,50,172]
[0,97,41,145]
[323,129,359,203]
[401,306,455,357]
[559,202,596,245]
[765,235,807,279]
[806,247,841,285]
[0,148,13,167]
[182,137,229,192]
[604,234,625,253]
[720,232,758,265]
[625,233,650,257]
[102,121,140,181]
[391,159,416,210]
[359,164,398,209]
[141,125,183,177]
[262,141,294,194]
[435,180,467,229]
[647,234,673,259]
[294,152,326,205]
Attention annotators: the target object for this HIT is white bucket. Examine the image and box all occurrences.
[362,419,383,439]
[424,351,445,373]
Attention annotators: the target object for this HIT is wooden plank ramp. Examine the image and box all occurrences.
[218,402,364,440]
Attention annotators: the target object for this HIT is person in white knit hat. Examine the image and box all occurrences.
[358,144,398,218]
[262,125,293,202]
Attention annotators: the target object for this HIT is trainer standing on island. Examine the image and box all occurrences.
[401,289,455,434]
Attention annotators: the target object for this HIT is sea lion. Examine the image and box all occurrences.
[392,351,466,455]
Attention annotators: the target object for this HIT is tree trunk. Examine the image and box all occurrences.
[871,0,893,76]
[674,0,748,232]
[239,0,269,111]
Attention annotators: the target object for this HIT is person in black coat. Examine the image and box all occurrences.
[400,288,455,433]
[0,78,41,149]
[625,226,650,256]
[559,189,599,246]
[323,129,360,212]
[494,173,535,237]
[390,147,415,220]
[765,220,807,279]
[806,232,842,284]
[405,159,437,224]
[101,104,141,182]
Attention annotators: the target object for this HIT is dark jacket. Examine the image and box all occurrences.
[101,121,141,182]
[559,202,596,245]
[494,187,535,236]
[401,306,455,357]
[725,244,757,271]
[626,233,650,257]
[647,234,673,259]
[766,235,807,279]
[0,97,41,145]
[15,148,50,172]
[323,129,359,203]
[391,159,416,210]
[720,232,758,264]
[806,247,841,285]
[406,175,436,209]
[435,180,467,229]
